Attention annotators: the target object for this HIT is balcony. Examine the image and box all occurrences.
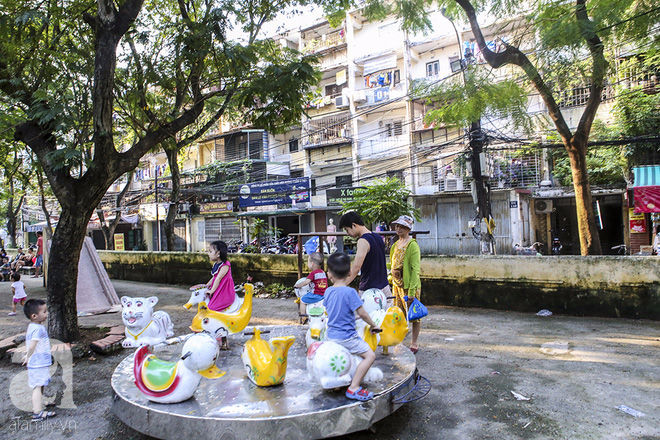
[302,29,346,55]
[355,84,406,106]
[303,115,352,149]
[358,137,408,159]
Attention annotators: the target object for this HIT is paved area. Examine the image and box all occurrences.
[0,276,658,439]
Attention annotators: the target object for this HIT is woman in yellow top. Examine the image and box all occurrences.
[389,215,422,354]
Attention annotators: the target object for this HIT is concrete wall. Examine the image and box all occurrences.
[97,251,660,320]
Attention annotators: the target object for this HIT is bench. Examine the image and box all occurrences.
[19,266,36,276]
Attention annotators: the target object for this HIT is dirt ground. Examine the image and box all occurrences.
[0,276,658,440]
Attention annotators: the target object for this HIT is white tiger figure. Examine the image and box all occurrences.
[121,296,174,348]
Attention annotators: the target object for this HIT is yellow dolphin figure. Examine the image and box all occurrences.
[191,283,254,337]
[241,328,296,387]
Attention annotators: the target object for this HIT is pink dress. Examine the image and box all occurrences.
[207,261,235,312]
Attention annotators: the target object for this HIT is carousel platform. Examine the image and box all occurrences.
[111,325,429,439]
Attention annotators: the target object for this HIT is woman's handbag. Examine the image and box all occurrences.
[407,297,428,321]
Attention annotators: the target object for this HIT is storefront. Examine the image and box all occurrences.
[630,165,660,254]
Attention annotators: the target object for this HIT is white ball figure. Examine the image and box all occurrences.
[306,340,383,390]
[133,333,225,404]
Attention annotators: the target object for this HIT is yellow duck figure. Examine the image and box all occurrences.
[241,328,296,387]
[190,283,254,339]
[373,306,408,354]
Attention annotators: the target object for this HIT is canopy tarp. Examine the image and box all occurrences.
[633,166,660,213]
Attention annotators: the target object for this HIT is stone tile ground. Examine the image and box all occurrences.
[0,277,658,439]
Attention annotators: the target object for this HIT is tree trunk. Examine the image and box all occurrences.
[567,140,602,254]
[6,182,23,248]
[37,168,54,237]
[164,146,181,252]
[46,208,90,341]
[97,209,114,250]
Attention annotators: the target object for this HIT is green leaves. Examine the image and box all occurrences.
[418,68,532,132]
[339,177,421,227]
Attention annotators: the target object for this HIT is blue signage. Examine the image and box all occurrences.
[238,177,310,207]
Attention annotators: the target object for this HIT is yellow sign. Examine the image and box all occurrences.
[114,233,125,251]
[200,201,233,214]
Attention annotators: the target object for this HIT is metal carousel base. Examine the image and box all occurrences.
[112,325,427,440]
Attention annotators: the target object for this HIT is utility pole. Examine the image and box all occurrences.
[463,45,494,254]
[468,120,494,253]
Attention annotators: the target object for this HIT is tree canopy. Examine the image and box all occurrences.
[0,0,325,341]
[339,177,421,227]
[329,0,659,254]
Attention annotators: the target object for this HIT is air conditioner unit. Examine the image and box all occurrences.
[535,200,554,214]
[353,90,367,103]
[443,177,464,191]
[335,96,349,108]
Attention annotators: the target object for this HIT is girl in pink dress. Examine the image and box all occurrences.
[205,241,235,349]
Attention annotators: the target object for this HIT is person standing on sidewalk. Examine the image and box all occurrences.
[33,231,43,278]
[339,212,391,296]
[390,215,422,354]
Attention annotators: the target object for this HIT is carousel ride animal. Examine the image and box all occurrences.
[357,289,408,354]
[133,332,225,404]
[304,305,327,347]
[241,328,296,387]
[121,296,175,348]
[190,283,254,340]
[184,284,244,313]
[306,340,383,390]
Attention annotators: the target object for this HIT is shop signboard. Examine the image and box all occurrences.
[238,177,310,207]
[327,187,363,205]
[200,201,233,214]
[629,208,647,234]
[114,233,125,251]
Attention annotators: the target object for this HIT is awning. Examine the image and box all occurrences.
[632,166,660,213]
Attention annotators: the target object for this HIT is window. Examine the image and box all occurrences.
[290,170,304,178]
[289,139,299,153]
[325,83,346,98]
[311,179,317,196]
[449,56,462,73]
[384,121,403,137]
[387,170,404,181]
[426,61,439,77]
[336,175,352,188]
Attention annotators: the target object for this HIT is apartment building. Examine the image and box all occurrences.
[94,7,656,255]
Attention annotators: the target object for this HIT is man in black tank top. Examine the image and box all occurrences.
[339,212,391,295]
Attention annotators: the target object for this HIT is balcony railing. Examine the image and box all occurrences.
[303,116,352,148]
[302,29,346,54]
[358,137,408,159]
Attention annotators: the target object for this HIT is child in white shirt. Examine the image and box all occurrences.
[23,299,55,420]
[9,271,27,316]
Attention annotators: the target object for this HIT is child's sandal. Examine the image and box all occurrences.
[32,410,56,421]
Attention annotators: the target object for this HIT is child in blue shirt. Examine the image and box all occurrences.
[324,252,381,401]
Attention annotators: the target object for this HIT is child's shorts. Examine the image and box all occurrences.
[329,334,372,355]
[28,366,52,389]
[301,292,323,304]
[13,297,26,304]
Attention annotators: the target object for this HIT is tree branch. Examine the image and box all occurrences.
[573,0,609,148]
[453,0,574,144]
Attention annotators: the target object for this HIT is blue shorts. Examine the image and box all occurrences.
[329,334,372,355]
[35,255,43,267]
[301,292,323,304]
[28,366,52,389]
